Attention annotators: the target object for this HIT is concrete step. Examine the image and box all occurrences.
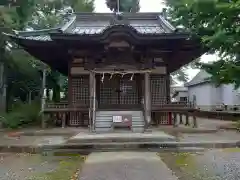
[0,140,239,154]
[40,141,240,155]
[67,135,176,144]
[44,147,206,155]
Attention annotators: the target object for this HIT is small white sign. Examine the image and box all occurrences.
[113,116,122,123]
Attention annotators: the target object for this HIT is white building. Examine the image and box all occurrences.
[171,86,188,102]
[185,70,240,111]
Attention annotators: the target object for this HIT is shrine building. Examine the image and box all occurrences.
[5,13,204,132]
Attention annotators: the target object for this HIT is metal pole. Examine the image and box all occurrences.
[41,68,46,128]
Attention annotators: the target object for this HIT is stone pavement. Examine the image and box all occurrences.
[79,152,178,180]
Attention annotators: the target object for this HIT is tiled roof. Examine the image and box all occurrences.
[24,35,52,41]
[10,13,176,41]
[185,70,211,87]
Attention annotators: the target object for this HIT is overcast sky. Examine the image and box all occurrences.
[94,0,217,82]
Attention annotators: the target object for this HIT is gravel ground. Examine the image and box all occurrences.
[195,149,240,180]
[160,148,240,180]
[0,153,82,180]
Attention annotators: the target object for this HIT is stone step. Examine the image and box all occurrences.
[41,140,240,154]
[45,147,206,156]
[67,136,176,144]
[0,140,239,154]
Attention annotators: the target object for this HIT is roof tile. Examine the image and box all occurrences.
[24,35,52,41]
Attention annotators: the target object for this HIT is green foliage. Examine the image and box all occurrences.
[106,0,140,12]
[0,0,94,109]
[166,0,240,87]
[0,101,41,129]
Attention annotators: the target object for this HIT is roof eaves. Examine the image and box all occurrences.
[185,79,210,87]
[3,32,52,42]
[13,28,59,37]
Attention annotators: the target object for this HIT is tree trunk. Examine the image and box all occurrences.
[0,62,6,112]
[28,91,32,104]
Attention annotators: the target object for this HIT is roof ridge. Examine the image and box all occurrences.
[60,15,76,32]
[158,15,176,31]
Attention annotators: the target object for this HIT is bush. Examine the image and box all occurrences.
[0,101,41,129]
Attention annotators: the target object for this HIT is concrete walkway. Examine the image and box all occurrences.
[79,152,178,180]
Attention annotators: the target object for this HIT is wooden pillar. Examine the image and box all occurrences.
[179,113,183,124]
[61,113,66,128]
[89,71,94,131]
[68,61,73,127]
[92,72,96,131]
[173,112,178,127]
[89,71,96,132]
[144,72,151,128]
[166,71,171,125]
[185,113,190,126]
[192,111,197,128]
[41,68,47,128]
[68,63,73,107]
[137,74,142,105]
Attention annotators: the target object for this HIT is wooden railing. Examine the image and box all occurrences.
[152,102,198,128]
[45,102,68,109]
[42,102,89,128]
[44,102,89,112]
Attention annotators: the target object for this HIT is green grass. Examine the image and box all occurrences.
[29,155,85,180]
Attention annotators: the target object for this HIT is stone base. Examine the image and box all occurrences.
[67,131,176,144]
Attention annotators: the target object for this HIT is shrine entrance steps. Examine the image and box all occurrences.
[95,110,145,133]
[59,131,177,153]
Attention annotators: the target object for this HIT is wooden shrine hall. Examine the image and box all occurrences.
[6,12,204,132]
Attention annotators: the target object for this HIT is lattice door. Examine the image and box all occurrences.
[151,75,167,106]
[70,76,89,126]
[119,75,139,106]
[72,76,89,105]
[99,75,118,107]
[150,75,169,125]
[99,74,140,108]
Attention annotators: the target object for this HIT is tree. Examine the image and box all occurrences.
[106,0,140,12]
[1,0,95,108]
[166,0,240,87]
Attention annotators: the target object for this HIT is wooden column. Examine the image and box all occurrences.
[179,113,183,124]
[165,70,171,125]
[41,68,47,128]
[92,72,96,131]
[144,72,151,128]
[89,71,94,131]
[68,61,73,127]
[173,112,178,127]
[89,71,96,132]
